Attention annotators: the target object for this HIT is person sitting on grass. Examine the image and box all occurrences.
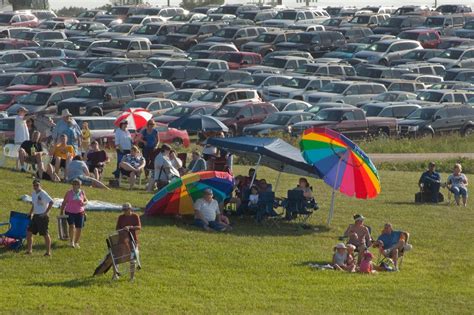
[26,179,54,256]
[66,155,109,189]
[374,223,412,271]
[194,189,231,232]
[447,163,469,207]
[359,252,376,274]
[343,214,372,263]
[85,140,110,180]
[113,202,141,281]
[50,134,75,178]
[18,131,45,174]
[332,243,348,271]
[60,179,88,249]
[119,145,146,189]
[418,161,441,203]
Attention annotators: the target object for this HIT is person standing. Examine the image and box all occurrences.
[26,179,54,256]
[138,120,159,176]
[114,121,132,178]
[14,107,29,145]
[113,202,142,281]
[52,109,81,144]
[81,121,91,155]
[60,179,88,249]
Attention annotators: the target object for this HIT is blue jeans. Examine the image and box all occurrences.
[451,186,468,198]
[113,149,130,178]
[194,219,225,231]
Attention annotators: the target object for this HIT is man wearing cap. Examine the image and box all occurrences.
[418,162,441,203]
[343,214,372,263]
[52,109,81,146]
[113,120,132,178]
[375,223,411,271]
[194,189,230,232]
[26,179,54,256]
[14,106,29,145]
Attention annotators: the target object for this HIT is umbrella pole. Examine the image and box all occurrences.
[249,154,262,188]
[274,170,282,192]
[328,157,343,226]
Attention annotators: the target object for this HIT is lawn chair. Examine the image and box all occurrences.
[374,231,411,270]
[283,190,314,225]
[0,211,31,251]
[255,191,281,227]
[107,229,141,277]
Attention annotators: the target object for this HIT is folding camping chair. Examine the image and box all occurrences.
[283,190,315,226]
[374,231,411,271]
[106,229,141,278]
[0,211,31,251]
[255,191,282,227]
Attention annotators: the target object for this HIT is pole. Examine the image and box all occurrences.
[327,156,343,226]
[249,154,262,188]
[274,170,282,192]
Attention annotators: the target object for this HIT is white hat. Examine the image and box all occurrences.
[334,243,347,250]
[61,109,72,117]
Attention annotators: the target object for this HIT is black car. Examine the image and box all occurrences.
[275,31,346,58]
[373,16,426,35]
[389,49,443,66]
[149,66,207,89]
[80,61,156,82]
[398,105,474,137]
[55,57,97,76]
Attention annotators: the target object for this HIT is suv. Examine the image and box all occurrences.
[80,61,156,82]
[398,105,474,137]
[211,101,278,135]
[248,56,312,72]
[423,15,465,36]
[414,89,474,105]
[14,30,67,43]
[354,39,423,65]
[275,31,346,58]
[163,23,225,50]
[241,31,297,56]
[373,16,426,35]
[398,29,441,49]
[131,22,181,44]
[204,26,266,49]
[303,81,387,105]
[57,82,135,116]
[262,9,329,28]
[189,88,261,106]
[428,47,474,69]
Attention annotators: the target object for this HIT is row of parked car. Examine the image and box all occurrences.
[0,3,473,143]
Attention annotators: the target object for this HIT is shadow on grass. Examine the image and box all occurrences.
[141,215,330,237]
[29,277,98,288]
[386,201,444,206]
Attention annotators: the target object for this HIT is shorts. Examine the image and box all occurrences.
[65,212,85,228]
[88,164,104,174]
[194,219,225,231]
[28,214,49,236]
[51,157,66,169]
[25,155,37,164]
[120,169,132,177]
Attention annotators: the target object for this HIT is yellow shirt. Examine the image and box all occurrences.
[82,129,91,142]
[53,144,75,160]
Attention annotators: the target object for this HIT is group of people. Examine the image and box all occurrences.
[331,214,411,273]
[419,162,469,206]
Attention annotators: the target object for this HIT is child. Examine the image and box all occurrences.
[359,252,376,274]
[332,243,348,271]
[346,244,356,273]
[81,121,91,155]
[248,185,259,208]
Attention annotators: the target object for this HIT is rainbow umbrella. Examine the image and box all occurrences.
[145,171,235,216]
[300,127,381,225]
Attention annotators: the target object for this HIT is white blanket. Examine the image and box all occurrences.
[20,195,140,211]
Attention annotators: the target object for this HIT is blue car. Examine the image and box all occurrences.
[322,43,369,59]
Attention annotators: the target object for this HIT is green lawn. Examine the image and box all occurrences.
[0,165,473,314]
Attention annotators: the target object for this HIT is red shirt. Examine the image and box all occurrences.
[116,213,141,243]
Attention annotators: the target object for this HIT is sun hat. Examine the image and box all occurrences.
[122,202,132,210]
[346,244,356,250]
[334,243,347,250]
[353,214,365,221]
[61,109,72,116]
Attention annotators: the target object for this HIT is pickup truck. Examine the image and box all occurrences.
[291,107,398,138]
[87,37,163,59]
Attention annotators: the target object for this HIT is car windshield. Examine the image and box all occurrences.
[124,17,143,24]
[168,91,192,101]
[403,50,425,59]
[381,18,403,27]
[19,59,40,68]
[78,11,97,18]
[0,94,13,104]
[213,106,240,117]
[263,57,287,68]
[365,42,390,52]
[110,7,128,15]
[76,86,106,99]
[66,59,87,68]
[322,19,340,26]
[0,14,13,24]
[198,91,225,102]
[424,17,444,27]
[416,91,442,102]
[337,45,359,53]
[239,75,265,85]
[283,78,309,88]
[320,82,349,93]
[38,22,56,29]
[464,22,474,30]
[0,76,13,86]
[274,11,297,20]
[314,110,343,121]
[263,113,291,125]
[91,62,118,74]
[110,24,132,33]
[123,100,148,109]
[373,92,399,102]
[149,68,174,79]
[69,23,91,31]
[351,15,370,24]
[220,53,241,63]
[177,24,201,35]
[407,107,437,120]
[399,32,419,40]
[164,106,194,117]
[24,74,51,85]
[15,32,35,40]
[439,49,463,60]
[254,33,277,43]
[170,15,191,22]
[20,92,50,105]
[361,105,383,116]
[107,39,129,49]
[289,33,313,44]
[214,28,237,38]
[135,24,159,35]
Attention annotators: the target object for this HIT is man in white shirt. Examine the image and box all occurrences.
[26,180,54,256]
[194,189,230,232]
[14,107,29,145]
[113,120,132,178]
[154,144,180,190]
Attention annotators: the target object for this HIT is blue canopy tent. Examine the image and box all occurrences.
[207,136,320,189]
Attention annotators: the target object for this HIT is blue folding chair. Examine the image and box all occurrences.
[255,191,280,225]
[0,211,31,251]
[284,190,315,225]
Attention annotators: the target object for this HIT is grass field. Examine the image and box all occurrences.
[0,164,473,314]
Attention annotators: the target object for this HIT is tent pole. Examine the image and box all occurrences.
[249,154,262,188]
[328,157,343,226]
[274,170,282,192]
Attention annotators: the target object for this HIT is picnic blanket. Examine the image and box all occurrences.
[20,195,139,211]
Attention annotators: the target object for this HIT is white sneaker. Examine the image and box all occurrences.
[403,244,413,252]
[112,274,120,280]
[69,242,75,248]
[74,243,80,249]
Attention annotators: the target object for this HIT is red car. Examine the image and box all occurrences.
[0,39,39,50]
[6,71,78,92]
[0,91,30,111]
[132,123,191,147]
[0,13,39,28]
[398,29,441,49]
[212,51,263,70]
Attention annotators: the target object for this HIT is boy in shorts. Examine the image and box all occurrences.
[26,179,54,256]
